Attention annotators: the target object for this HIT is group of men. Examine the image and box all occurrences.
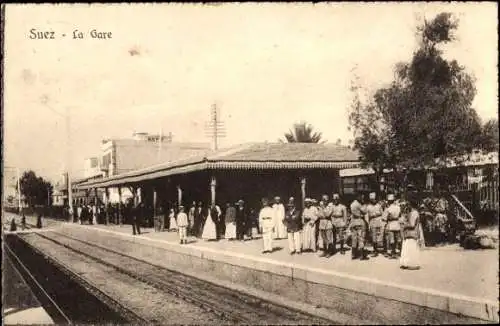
[75,203,100,225]
[420,191,450,246]
[258,191,415,260]
[73,190,427,262]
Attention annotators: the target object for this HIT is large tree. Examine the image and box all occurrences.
[480,118,499,152]
[280,121,324,143]
[19,170,53,207]
[348,12,483,189]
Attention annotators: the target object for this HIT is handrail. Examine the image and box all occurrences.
[450,194,475,221]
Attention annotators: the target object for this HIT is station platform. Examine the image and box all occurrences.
[4,212,498,323]
[59,221,498,323]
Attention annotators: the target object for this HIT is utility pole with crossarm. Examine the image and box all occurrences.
[204,103,226,151]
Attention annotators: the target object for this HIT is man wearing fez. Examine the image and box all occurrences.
[366,192,384,257]
[177,205,189,244]
[235,199,247,241]
[331,193,348,255]
[194,201,204,237]
[284,197,302,255]
[383,194,402,258]
[302,198,318,252]
[225,201,237,240]
[349,192,369,260]
[272,196,287,239]
[317,195,334,257]
[132,200,144,235]
[188,201,196,236]
[259,198,275,253]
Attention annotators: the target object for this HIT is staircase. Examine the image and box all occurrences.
[449,194,477,243]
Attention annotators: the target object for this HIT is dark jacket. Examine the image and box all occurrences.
[209,206,219,223]
[235,206,247,226]
[284,207,302,232]
[134,204,145,222]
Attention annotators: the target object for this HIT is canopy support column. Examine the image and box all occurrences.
[153,187,158,218]
[177,185,182,207]
[104,187,110,225]
[210,176,217,206]
[300,177,307,207]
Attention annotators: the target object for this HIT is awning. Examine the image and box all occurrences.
[77,160,360,190]
[76,142,361,190]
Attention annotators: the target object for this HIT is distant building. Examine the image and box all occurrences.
[84,157,103,179]
[56,132,212,206]
[340,151,498,193]
[100,132,210,177]
[339,150,499,211]
[2,167,24,208]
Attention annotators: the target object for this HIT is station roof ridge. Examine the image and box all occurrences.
[76,142,360,189]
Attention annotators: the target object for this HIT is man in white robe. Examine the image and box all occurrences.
[272,196,287,239]
[302,198,318,252]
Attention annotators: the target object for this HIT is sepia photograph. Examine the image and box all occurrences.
[2,2,498,325]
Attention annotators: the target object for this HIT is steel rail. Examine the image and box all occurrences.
[33,232,252,324]
[14,235,148,324]
[34,230,335,324]
[4,243,72,324]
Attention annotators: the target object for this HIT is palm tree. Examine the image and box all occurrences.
[280,121,324,143]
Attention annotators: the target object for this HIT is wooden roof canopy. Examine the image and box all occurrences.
[76,142,361,189]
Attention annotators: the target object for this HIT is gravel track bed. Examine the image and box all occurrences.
[40,229,332,324]
[20,233,227,325]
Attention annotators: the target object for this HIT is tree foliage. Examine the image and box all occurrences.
[19,170,53,207]
[281,121,324,143]
[348,12,483,185]
[479,118,499,152]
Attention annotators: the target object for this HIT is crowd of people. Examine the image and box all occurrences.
[252,192,424,269]
[71,189,458,270]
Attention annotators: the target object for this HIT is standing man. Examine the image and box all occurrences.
[383,194,402,258]
[366,192,384,257]
[248,207,259,238]
[272,196,287,239]
[235,200,247,241]
[91,202,97,225]
[194,201,204,237]
[302,198,318,252]
[283,197,302,255]
[77,204,83,224]
[21,213,27,230]
[154,206,164,232]
[434,189,449,244]
[132,200,143,235]
[225,202,237,240]
[349,193,368,260]
[259,198,275,253]
[331,193,348,255]
[188,201,196,236]
[317,195,334,257]
[177,205,189,244]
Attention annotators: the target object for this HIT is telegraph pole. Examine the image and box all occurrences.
[205,103,226,151]
[66,106,74,221]
[17,168,22,213]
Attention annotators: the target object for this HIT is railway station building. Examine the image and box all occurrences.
[76,142,360,212]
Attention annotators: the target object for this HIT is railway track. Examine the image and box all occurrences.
[4,243,72,324]
[25,230,336,325]
[4,234,143,325]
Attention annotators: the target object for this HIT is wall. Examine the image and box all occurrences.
[110,140,209,175]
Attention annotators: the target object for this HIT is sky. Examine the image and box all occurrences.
[3,2,498,183]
